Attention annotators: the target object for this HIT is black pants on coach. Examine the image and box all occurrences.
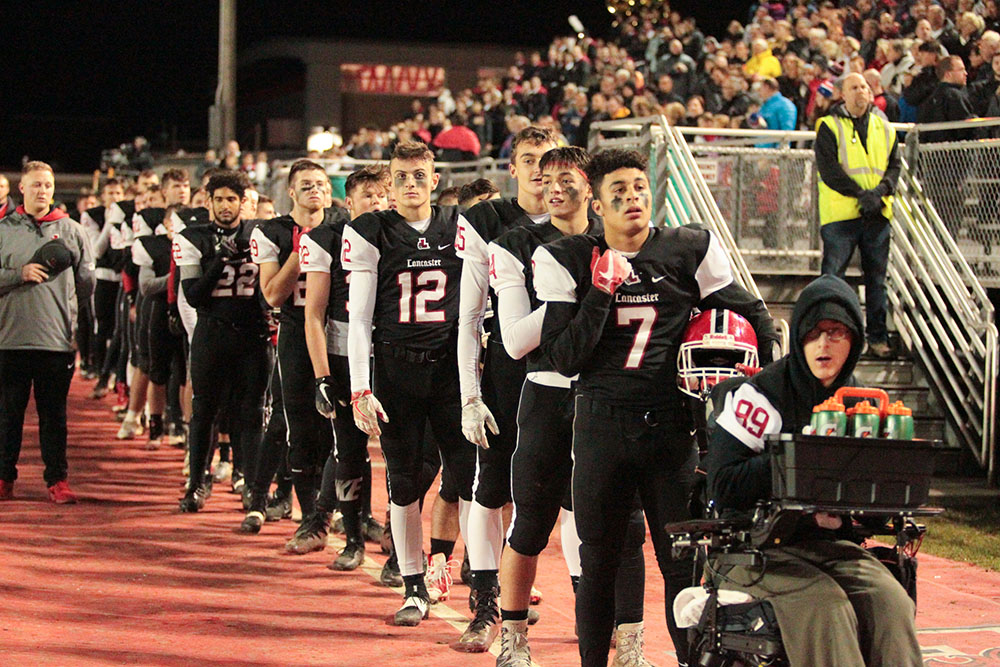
[572,393,697,667]
[187,317,269,491]
[0,350,76,485]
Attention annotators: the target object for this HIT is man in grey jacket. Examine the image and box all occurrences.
[0,161,95,503]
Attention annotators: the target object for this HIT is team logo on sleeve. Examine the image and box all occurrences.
[417,237,430,250]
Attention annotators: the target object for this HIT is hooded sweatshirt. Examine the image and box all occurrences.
[706,275,864,521]
[0,206,96,351]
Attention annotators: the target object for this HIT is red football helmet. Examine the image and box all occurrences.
[677,309,758,398]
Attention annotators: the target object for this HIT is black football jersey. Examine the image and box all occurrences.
[490,218,603,374]
[249,214,308,325]
[134,234,173,277]
[342,206,462,350]
[299,216,351,324]
[534,225,742,408]
[174,220,267,333]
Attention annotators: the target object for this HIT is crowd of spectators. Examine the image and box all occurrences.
[327,0,1000,163]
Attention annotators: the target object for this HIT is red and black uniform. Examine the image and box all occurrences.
[533,225,779,666]
[174,220,270,500]
[342,206,474,510]
[250,215,333,519]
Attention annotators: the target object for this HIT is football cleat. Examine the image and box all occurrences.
[453,585,499,653]
[610,622,654,667]
[265,491,293,521]
[116,416,140,440]
[496,619,532,667]
[328,542,365,571]
[212,461,233,483]
[529,586,543,605]
[425,553,458,603]
[284,511,330,554]
[380,552,403,588]
[362,514,385,544]
[393,595,429,627]
[179,484,208,513]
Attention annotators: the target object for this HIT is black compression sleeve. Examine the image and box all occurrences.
[538,288,614,377]
[181,258,226,309]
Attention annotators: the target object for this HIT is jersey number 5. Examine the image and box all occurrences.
[398,270,446,323]
[616,306,658,369]
[212,263,258,298]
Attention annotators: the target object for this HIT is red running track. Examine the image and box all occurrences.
[1,376,999,666]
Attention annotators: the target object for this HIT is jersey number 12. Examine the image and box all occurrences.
[397,270,446,323]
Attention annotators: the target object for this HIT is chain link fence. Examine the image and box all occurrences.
[686,144,821,274]
[913,138,1000,288]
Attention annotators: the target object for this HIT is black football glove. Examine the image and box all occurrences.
[858,189,882,217]
[315,375,337,419]
[216,237,248,265]
[168,306,184,337]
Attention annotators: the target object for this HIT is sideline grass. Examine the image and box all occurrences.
[921,498,1000,571]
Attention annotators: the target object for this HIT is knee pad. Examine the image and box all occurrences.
[472,454,511,509]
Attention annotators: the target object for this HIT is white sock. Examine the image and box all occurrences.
[126,363,136,386]
[560,508,582,578]
[467,501,503,571]
[390,500,424,576]
[458,497,472,549]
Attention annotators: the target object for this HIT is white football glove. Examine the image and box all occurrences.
[462,396,499,449]
[351,390,388,437]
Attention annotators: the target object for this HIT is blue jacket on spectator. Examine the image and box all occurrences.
[758,92,798,148]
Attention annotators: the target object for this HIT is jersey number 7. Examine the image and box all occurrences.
[616,305,658,369]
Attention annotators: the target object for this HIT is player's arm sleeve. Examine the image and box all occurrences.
[138,265,167,296]
[175,234,224,309]
[705,383,782,512]
[457,259,489,400]
[696,231,780,365]
[490,242,544,360]
[346,269,377,392]
[534,245,612,377]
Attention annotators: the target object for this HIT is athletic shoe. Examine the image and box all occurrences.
[362,515,385,544]
[330,510,344,534]
[230,471,245,494]
[460,548,472,586]
[239,511,265,534]
[167,422,187,448]
[116,416,140,440]
[328,542,365,571]
[527,608,540,626]
[265,491,293,521]
[47,480,78,504]
[393,595,429,627]
[241,486,253,512]
[496,619,531,667]
[380,552,403,587]
[212,461,233,483]
[529,586,542,605]
[0,480,13,500]
[425,553,458,603]
[112,382,129,413]
[453,585,499,652]
[179,484,208,513]
[284,511,330,554]
[610,622,653,667]
[88,383,108,399]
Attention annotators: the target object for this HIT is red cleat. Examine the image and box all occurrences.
[47,480,78,504]
[112,381,129,414]
[0,479,13,500]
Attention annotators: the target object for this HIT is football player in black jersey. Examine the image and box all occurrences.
[173,171,270,512]
[342,141,475,626]
[301,165,389,570]
[453,127,557,650]
[84,179,126,398]
[533,149,780,666]
[247,160,334,541]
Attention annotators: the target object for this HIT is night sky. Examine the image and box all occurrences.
[0,1,751,172]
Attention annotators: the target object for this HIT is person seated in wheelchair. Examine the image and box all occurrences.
[703,275,922,667]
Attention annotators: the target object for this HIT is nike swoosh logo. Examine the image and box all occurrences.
[438,244,452,250]
[599,263,615,284]
[651,275,666,283]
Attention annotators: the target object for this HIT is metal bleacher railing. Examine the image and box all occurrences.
[589,115,998,484]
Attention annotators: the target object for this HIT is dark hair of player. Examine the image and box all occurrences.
[539,146,591,173]
[146,184,162,194]
[438,186,461,203]
[345,164,390,198]
[584,149,648,196]
[288,159,327,188]
[102,178,122,192]
[206,171,247,199]
[139,169,158,181]
[22,160,54,175]
[201,167,224,182]
[511,126,557,160]
[391,140,435,164]
[161,168,190,185]
[258,195,274,205]
[458,178,499,206]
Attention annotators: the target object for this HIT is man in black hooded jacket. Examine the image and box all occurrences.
[706,275,921,667]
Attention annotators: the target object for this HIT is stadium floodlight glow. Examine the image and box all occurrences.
[307,127,337,153]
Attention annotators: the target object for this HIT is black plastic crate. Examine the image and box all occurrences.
[767,434,941,508]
